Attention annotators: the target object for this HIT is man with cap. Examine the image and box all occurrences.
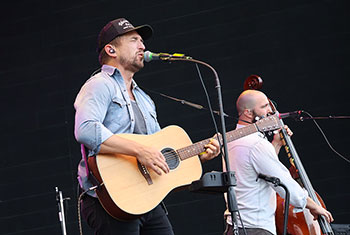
[74,18,220,235]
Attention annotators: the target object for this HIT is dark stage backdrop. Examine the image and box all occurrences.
[1,0,349,234]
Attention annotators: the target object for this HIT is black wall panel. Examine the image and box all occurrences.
[1,0,349,234]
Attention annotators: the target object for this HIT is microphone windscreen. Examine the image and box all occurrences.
[144,51,153,62]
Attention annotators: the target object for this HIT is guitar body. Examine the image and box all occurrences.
[88,125,202,220]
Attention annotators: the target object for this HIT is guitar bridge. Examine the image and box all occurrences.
[137,161,153,185]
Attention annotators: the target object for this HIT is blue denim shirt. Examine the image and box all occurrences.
[74,65,161,196]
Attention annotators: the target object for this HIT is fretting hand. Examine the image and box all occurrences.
[199,135,221,162]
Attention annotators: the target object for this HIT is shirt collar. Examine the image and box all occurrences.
[132,80,139,90]
[101,64,139,90]
[101,64,119,76]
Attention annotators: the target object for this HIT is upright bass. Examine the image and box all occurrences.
[244,75,334,235]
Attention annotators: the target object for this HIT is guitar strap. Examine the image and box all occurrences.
[81,144,90,177]
[81,144,100,188]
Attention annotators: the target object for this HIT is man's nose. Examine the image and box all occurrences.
[267,107,274,116]
[138,40,145,50]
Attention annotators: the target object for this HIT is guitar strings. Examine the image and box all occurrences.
[161,150,206,164]
[162,147,206,159]
[159,139,211,163]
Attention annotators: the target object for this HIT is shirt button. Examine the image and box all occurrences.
[131,119,134,122]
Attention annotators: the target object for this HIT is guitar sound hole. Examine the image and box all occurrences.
[161,147,179,170]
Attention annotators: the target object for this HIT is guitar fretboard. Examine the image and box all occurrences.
[177,124,258,160]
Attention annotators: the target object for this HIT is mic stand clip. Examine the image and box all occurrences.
[189,171,236,193]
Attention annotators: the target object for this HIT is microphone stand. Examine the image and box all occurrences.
[298,115,350,121]
[169,57,240,234]
[257,174,290,235]
[55,187,70,235]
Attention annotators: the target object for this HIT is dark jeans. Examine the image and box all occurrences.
[223,223,273,235]
[81,194,174,235]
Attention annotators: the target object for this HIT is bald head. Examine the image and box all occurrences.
[236,90,269,118]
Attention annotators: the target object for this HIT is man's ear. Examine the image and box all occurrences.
[243,109,253,119]
[104,44,118,58]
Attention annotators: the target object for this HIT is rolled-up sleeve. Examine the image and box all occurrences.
[74,77,114,155]
[251,141,308,210]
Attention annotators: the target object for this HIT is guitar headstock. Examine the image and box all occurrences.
[255,114,283,132]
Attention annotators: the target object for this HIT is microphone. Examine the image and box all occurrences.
[257,173,281,186]
[278,110,303,119]
[144,51,191,62]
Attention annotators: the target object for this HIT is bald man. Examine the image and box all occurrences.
[223,90,333,235]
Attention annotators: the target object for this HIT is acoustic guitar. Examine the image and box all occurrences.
[88,114,282,221]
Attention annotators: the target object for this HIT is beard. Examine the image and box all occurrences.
[252,110,264,123]
[119,53,144,73]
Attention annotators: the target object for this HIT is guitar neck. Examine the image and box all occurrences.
[177,124,258,160]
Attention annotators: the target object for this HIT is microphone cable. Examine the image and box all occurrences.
[193,63,222,146]
[301,110,350,164]
[77,184,101,235]
[90,67,101,77]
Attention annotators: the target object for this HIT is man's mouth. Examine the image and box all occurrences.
[137,52,144,59]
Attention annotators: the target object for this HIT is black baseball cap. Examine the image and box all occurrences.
[97,18,153,53]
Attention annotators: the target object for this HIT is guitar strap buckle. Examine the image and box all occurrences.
[88,168,102,190]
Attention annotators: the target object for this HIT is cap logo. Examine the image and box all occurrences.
[118,19,134,30]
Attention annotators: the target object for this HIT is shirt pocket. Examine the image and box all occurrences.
[103,96,130,133]
[110,96,128,119]
[112,96,126,108]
